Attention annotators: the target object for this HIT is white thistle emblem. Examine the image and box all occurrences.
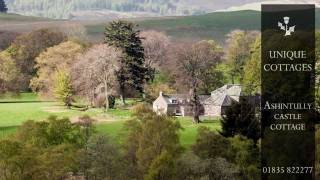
[278,17,295,36]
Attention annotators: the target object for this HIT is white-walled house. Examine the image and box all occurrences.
[152,92,194,116]
[153,84,244,117]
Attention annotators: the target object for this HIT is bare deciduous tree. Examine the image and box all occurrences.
[173,40,223,123]
[140,30,170,72]
[72,44,122,111]
[59,23,88,41]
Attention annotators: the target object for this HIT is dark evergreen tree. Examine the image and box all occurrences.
[220,98,260,143]
[104,20,146,104]
[220,102,240,138]
[0,0,8,13]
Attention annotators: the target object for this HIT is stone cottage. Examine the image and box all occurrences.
[153,84,243,117]
[202,84,242,116]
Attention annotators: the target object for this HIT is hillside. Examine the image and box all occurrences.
[5,0,205,19]
[2,9,320,44]
[136,9,320,43]
[0,13,68,33]
[85,10,260,43]
[140,10,261,42]
[0,13,49,21]
[5,0,268,19]
[220,0,320,11]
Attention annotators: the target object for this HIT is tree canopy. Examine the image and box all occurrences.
[243,37,261,95]
[72,44,122,109]
[105,20,146,104]
[192,127,260,179]
[0,0,7,13]
[123,103,183,179]
[226,30,259,84]
[172,40,223,123]
[0,51,20,93]
[53,70,73,107]
[6,28,66,91]
[30,41,84,97]
[220,99,260,143]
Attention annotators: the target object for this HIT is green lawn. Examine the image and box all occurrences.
[0,92,39,102]
[0,93,133,126]
[0,93,221,147]
[177,118,221,147]
[0,101,106,127]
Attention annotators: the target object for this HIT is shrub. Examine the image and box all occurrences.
[53,70,73,107]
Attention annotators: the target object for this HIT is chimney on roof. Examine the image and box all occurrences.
[159,91,163,96]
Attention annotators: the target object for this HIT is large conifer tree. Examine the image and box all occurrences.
[0,0,8,13]
[220,98,260,143]
[104,20,146,104]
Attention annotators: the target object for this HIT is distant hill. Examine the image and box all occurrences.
[5,0,207,19]
[87,9,320,43]
[85,10,261,43]
[1,9,320,44]
[219,0,320,11]
[4,0,320,19]
[5,0,267,19]
[140,10,260,42]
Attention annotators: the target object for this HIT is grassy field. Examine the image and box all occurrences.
[0,93,221,147]
[0,93,106,127]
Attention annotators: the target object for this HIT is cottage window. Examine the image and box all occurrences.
[172,99,177,103]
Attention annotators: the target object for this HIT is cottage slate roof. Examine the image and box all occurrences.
[161,95,172,104]
[204,84,242,106]
[161,94,189,104]
[159,84,242,106]
[161,94,210,105]
[199,95,211,102]
[203,94,236,106]
[211,84,242,97]
[163,94,189,99]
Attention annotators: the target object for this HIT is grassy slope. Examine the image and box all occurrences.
[0,13,49,21]
[138,10,260,43]
[86,9,320,43]
[2,10,320,43]
[86,10,260,43]
[0,13,63,34]
[0,93,221,147]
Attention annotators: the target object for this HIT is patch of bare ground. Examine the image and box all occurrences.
[41,106,68,113]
